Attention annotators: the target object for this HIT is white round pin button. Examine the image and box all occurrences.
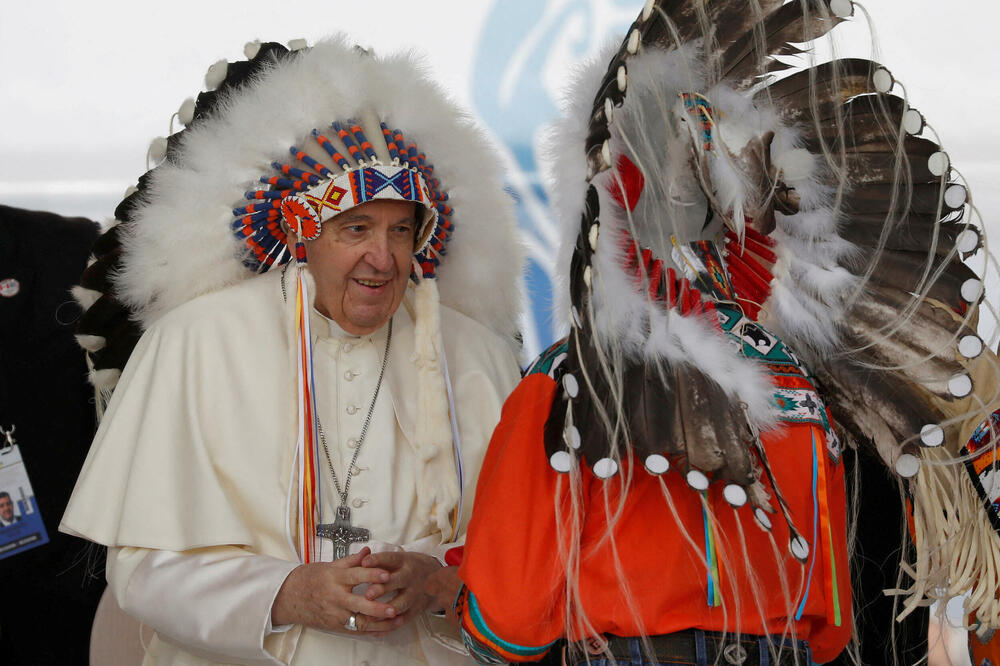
[0,278,20,298]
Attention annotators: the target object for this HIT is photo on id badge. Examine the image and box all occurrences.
[0,439,49,560]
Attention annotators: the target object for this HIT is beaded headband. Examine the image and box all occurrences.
[231,119,454,278]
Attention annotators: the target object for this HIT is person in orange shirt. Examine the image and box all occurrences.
[425,1,1000,664]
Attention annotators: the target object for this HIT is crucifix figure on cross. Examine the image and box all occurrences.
[316,505,370,560]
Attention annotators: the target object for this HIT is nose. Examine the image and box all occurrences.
[364,230,394,273]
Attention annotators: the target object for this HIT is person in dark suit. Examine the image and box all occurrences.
[0,204,103,664]
[0,491,20,526]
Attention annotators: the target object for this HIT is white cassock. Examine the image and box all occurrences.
[60,269,520,665]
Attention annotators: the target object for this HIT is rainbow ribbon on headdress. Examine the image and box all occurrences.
[293,246,323,563]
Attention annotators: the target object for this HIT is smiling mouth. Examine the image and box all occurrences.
[355,278,389,288]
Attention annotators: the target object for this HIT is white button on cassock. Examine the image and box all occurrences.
[346,405,358,415]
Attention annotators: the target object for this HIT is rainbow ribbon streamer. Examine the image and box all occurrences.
[294,261,322,563]
[702,493,722,607]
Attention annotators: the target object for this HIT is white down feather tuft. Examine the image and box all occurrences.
[114,37,522,343]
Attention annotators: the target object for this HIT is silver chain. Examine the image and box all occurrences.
[317,319,392,507]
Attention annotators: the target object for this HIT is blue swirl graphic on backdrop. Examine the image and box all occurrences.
[471,0,633,359]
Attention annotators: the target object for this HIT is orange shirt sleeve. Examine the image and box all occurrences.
[458,373,569,653]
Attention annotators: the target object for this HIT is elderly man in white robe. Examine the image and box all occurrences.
[60,39,522,666]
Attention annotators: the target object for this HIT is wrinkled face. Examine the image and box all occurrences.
[0,495,13,522]
[302,200,418,336]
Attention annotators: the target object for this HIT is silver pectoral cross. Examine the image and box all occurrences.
[316,505,370,560]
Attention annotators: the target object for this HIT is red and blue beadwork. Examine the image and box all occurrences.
[231,120,456,278]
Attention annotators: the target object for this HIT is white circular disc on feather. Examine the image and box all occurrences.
[593,458,619,479]
[961,278,984,303]
[754,508,773,531]
[148,137,168,164]
[789,536,810,561]
[564,425,581,450]
[584,265,592,288]
[959,335,984,359]
[686,469,710,491]
[204,59,228,90]
[902,108,924,135]
[945,184,968,208]
[948,373,973,398]
[872,68,894,93]
[244,40,261,60]
[928,152,950,177]
[589,224,600,251]
[644,454,670,475]
[562,373,580,399]
[830,0,853,18]
[601,140,612,168]
[604,97,614,123]
[895,453,921,478]
[287,38,308,51]
[549,451,573,473]
[627,29,641,54]
[723,484,748,507]
[642,0,655,21]
[177,98,196,126]
[956,229,980,254]
[920,424,945,447]
[616,65,627,92]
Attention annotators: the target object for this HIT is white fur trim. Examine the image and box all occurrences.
[115,37,521,343]
[411,278,460,536]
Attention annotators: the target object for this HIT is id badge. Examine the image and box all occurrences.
[0,443,49,560]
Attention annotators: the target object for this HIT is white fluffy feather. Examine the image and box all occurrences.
[116,37,522,343]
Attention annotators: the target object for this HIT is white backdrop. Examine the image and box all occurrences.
[1,0,997,352]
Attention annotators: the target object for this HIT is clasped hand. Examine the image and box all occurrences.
[271,546,441,635]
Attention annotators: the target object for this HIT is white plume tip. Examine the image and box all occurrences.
[754,508,773,531]
[961,278,983,303]
[902,108,924,135]
[644,454,670,475]
[830,0,854,18]
[789,536,810,561]
[204,59,229,90]
[70,285,102,310]
[593,457,619,479]
[723,484,748,507]
[627,29,641,55]
[148,137,168,164]
[685,469,709,491]
[563,425,581,450]
[948,373,973,398]
[945,184,967,208]
[927,152,950,177]
[549,451,573,473]
[872,68,893,93]
[895,453,921,478]
[919,424,945,447]
[244,40,262,59]
[562,373,580,398]
[641,0,655,21]
[177,98,196,126]
[958,335,984,359]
